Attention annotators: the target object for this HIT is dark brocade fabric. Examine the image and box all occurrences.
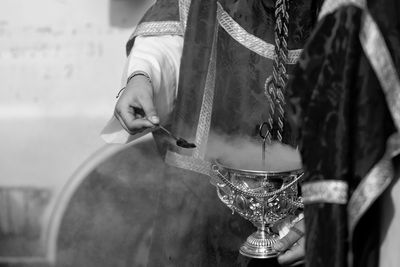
[286,1,400,266]
[173,0,320,142]
[142,0,180,22]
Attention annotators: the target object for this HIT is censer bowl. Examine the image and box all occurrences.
[210,160,303,258]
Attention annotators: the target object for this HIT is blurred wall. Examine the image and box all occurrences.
[0,0,148,188]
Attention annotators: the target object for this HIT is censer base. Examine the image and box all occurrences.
[239,229,279,259]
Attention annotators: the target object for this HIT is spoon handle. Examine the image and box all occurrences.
[157,125,180,141]
[145,118,179,141]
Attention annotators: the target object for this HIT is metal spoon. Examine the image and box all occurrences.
[146,118,196,149]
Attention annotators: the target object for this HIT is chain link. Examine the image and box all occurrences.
[264,0,290,142]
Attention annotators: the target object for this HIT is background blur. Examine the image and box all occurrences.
[0,1,159,266]
[0,0,146,190]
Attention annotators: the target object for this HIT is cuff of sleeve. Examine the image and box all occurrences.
[127,71,152,84]
[124,56,161,94]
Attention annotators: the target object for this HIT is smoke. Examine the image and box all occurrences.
[56,138,165,267]
[206,133,302,172]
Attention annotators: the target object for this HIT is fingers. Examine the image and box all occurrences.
[277,237,305,266]
[274,219,305,266]
[114,104,153,135]
[114,75,159,134]
[274,231,301,253]
[139,93,159,124]
[274,225,304,252]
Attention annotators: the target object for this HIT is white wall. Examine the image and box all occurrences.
[0,0,148,188]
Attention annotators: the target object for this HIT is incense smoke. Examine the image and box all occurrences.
[206,133,302,172]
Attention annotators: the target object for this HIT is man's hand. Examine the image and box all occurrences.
[273,219,305,266]
[114,75,159,135]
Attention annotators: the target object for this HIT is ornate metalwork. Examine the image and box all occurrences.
[269,0,290,142]
[261,0,291,144]
[211,161,303,258]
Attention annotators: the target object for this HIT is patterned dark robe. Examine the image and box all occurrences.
[287,0,400,266]
[125,0,321,266]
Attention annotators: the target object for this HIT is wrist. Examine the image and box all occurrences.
[116,71,152,99]
[127,71,152,84]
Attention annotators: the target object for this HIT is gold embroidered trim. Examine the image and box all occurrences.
[360,13,400,131]
[318,0,365,20]
[302,180,348,204]
[348,133,400,233]
[132,21,183,38]
[165,150,212,176]
[192,25,218,159]
[348,11,400,233]
[179,0,191,30]
[216,2,301,64]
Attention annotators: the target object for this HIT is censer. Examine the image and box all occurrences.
[209,123,304,258]
[209,0,302,255]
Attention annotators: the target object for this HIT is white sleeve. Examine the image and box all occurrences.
[101,35,183,144]
[123,35,182,96]
[123,35,183,123]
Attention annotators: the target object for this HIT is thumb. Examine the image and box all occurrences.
[140,94,159,124]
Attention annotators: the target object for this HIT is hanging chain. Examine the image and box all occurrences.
[274,0,289,142]
[263,0,289,143]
